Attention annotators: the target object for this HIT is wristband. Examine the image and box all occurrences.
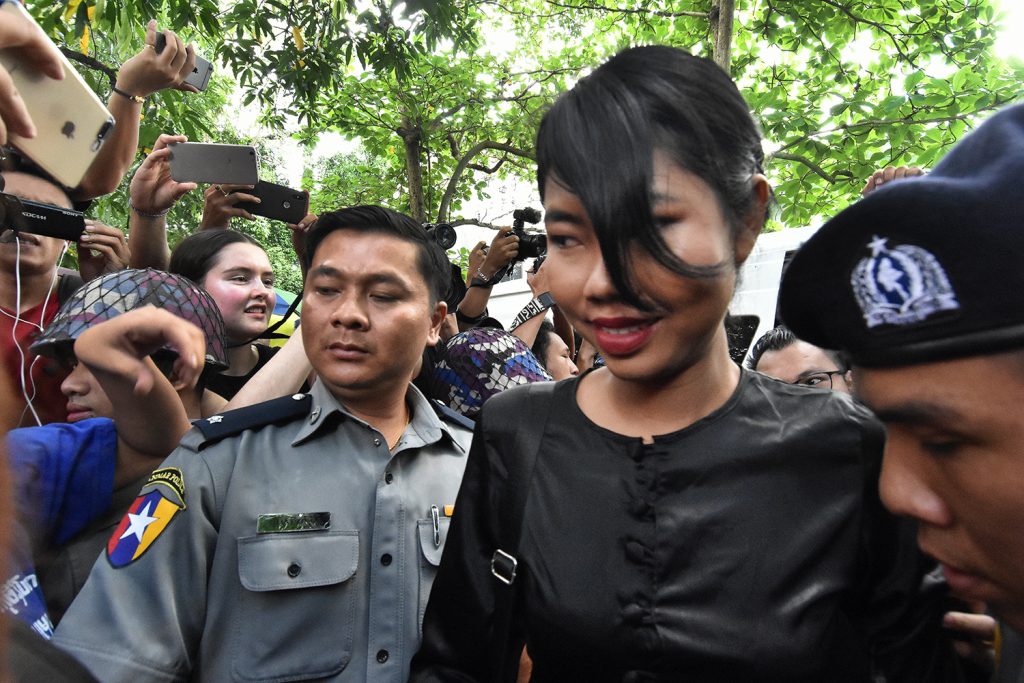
[111,86,145,104]
[509,292,555,331]
[129,199,170,218]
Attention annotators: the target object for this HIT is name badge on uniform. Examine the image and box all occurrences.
[256,512,332,534]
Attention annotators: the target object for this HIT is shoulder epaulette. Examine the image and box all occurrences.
[432,399,475,431]
[194,393,312,448]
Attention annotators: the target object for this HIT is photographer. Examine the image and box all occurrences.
[125,133,196,270]
[0,170,86,425]
[455,226,518,330]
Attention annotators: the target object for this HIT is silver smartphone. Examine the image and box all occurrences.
[0,3,115,188]
[168,143,259,185]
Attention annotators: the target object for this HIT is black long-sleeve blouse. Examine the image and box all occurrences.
[411,370,959,682]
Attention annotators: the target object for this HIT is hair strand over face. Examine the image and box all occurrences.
[536,46,767,309]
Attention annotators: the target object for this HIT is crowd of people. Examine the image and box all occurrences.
[0,5,1022,683]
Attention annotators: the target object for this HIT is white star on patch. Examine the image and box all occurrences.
[120,501,158,543]
[207,415,224,424]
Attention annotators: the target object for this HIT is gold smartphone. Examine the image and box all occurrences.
[0,2,115,188]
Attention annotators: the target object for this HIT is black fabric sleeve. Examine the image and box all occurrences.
[410,395,517,682]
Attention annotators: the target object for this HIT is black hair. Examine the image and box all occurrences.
[746,326,796,370]
[304,205,451,306]
[746,325,847,371]
[168,229,262,285]
[536,45,768,310]
[530,319,558,370]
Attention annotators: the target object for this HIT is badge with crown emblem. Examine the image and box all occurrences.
[850,236,960,329]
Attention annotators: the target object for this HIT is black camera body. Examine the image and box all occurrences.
[423,222,457,250]
[511,207,545,261]
[0,193,85,241]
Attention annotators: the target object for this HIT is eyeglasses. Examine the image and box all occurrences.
[791,370,846,390]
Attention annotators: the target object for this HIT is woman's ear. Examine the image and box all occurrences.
[733,174,771,266]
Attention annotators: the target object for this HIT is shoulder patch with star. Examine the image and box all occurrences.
[106,468,188,568]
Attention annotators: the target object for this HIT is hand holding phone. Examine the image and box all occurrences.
[154,30,212,92]
[0,3,64,143]
[117,21,203,97]
[0,2,114,187]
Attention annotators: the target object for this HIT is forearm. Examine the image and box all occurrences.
[127,210,170,270]
[510,313,544,348]
[74,93,141,200]
[223,330,312,411]
[457,285,492,322]
[85,355,190,460]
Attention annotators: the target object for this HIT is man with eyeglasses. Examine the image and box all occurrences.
[746,326,852,393]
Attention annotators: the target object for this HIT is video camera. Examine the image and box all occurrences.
[423,222,457,250]
[0,192,85,242]
[511,207,545,261]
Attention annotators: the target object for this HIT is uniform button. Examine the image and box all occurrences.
[384,471,393,484]
[287,563,302,578]
[374,437,382,447]
[380,553,392,566]
[376,649,389,663]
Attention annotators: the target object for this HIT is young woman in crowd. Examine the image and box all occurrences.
[530,319,577,381]
[168,229,277,401]
[411,46,962,682]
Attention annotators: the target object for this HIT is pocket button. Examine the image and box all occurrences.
[287,563,302,578]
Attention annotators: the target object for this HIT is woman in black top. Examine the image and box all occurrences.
[410,46,960,682]
[169,229,278,400]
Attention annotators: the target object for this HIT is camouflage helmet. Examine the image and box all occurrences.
[30,268,228,371]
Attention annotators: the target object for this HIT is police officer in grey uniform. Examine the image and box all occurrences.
[54,206,474,683]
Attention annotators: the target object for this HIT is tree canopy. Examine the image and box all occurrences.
[33,0,1024,250]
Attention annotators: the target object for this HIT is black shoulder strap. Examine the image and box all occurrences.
[431,399,476,432]
[489,381,556,683]
[56,272,84,304]
[193,393,312,448]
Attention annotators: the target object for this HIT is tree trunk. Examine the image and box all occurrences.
[711,0,735,73]
[399,115,427,223]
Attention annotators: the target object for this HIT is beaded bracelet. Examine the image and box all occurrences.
[129,200,170,218]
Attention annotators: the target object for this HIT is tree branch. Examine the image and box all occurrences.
[450,217,499,229]
[438,140,533,222]
[543,0,707,18]
[60,48,117,88]
[771,152,852,183]
[774,102,1009,155]
[468,157,505,173]
[818,0,915,66]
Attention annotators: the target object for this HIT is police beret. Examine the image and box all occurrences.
[778,103,1024,367]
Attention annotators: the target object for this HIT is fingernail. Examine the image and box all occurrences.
[84,223,96,232]
[80,234,91,241]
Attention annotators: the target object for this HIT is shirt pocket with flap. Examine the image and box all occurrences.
[416,517,450,632]
[232,530,359,682]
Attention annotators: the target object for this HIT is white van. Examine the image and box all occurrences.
[485,225,820,362]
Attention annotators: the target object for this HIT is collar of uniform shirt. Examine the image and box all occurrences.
[290,378,462,452]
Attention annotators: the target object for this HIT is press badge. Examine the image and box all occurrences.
[256,512,332,534]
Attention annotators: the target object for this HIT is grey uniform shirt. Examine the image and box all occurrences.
[54,379,472,683]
